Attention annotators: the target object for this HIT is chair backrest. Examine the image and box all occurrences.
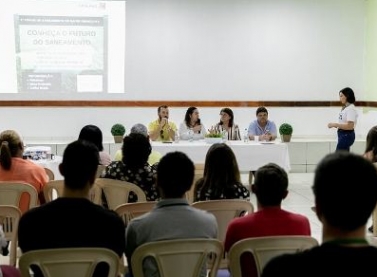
[43,180,102,205]
[0,182,38,210]
[186,163,205,204]
[19,247,120,277]
[0,205,22,266]
[191,200,254,242]
[95,178,147,210]
[228,236,319,277]
[114,201,157,225]
[44,168,55,181]
[96,164,107,178]
[131,239,223,277]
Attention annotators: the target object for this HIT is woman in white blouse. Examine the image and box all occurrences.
[179,107,206,140]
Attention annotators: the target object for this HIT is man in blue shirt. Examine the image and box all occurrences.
[248,106,277,141]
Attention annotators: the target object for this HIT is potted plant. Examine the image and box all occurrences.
[205,130,223,144]
[279,123,293,142]
[111,123,126,143]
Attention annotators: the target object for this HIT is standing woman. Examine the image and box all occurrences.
[213,108,241,140]
[179,107,206,140]
[194,143,249,201]
[0,130,48,213]
[328,87,357,151]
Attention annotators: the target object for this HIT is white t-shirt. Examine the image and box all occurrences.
[338,104,357,126]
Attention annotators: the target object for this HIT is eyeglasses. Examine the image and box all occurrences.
[160,130,164,139]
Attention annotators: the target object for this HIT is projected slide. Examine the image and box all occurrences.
[15,15,107,93]
[0,0,125,95]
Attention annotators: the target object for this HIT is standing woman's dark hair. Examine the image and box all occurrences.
[78,125,104,151]
[184,107,198,127]
[365,126,377,163]
[219,108,234,127]
[340,87,356,104]
[0,130,23,170]
[195,143,249,201]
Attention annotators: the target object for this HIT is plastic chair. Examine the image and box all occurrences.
[131,239,223,277]
[96,164,107,178]
[0,205,22,266]
[95,178,147,210]
[43,180,102,205]
[44,168,55,181]
[186,163,205,204]
[114,201,157,225]
[19,247,120,277]
[0,182,38,210]
[191,199,254,268]
[228,236,319,277]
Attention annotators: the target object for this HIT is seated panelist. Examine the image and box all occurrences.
[179,107,206,140]
[148,105,177,142]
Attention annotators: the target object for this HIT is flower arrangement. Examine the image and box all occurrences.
[205,129,223,138]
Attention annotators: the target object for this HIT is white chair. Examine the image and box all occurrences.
[186,163,205,204]
[43,180,102,205]
[19,247,120,277]
[191,199,254,268]
[228,236,319,277]
[114,201,157,225]
[131,239,223,277]
[95,178,147,210]
[0,182,39,211]
[44,167,55,181]
[0,205,22,266]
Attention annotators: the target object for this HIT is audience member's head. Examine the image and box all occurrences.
[365,125,377,163]
[0,130,23,170]
[339,87,356,104]
[198,143,241,199]
[313,152,377,231]
[219,107,234,127]
[122,133,151,168]
[59,140,99,190]
[130,123,149,137]
[157,105,169,120]
[78,125,104,151]
[252,163,288,207]
[157,151,194,198]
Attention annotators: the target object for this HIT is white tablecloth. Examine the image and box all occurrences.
[152,140,291,172]
[32,156,63,180]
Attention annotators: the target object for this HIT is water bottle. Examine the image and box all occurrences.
[243,128,249,143]
[174,132,180,143]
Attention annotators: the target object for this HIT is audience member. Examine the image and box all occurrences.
[114,123,162,165]
[148,105,177,141]
[211,108,241,140]
[125,152,217,277]
[225,163,310,277]
[179,107,206,140]
[262,152,377,277]
[363,125,377,233]
[247,106,277,141]
[78,124,111,165]
[328,87,357,151]
[194,143,249,201]
[18,140,125,277]
[101,133,159,202]
[0,130,48,213]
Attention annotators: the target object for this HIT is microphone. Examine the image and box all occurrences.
[197,118,201,134]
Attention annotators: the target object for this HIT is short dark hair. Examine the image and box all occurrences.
[254,163,288,206]
[122,133,151,168]
[61,140,99,190]
[313,152,377,231]
[365,126,377,162]
[339,87,356,104]
[157,105,168,113]
[78,125,104,151]
[157,152,194,198]
[256,106,268,116]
